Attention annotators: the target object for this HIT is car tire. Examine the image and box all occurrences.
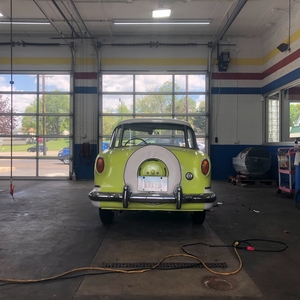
[63,159,70,164]
[124,145,181,194]
[191,211,206,225]
[99,209,114,224]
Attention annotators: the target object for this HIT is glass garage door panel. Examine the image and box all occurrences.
[38,159,69,177]
[0,159,36,177]
[0,72,72,179]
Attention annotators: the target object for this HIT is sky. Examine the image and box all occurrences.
[0,73,206,114]
[102,74,206,112]
[0,74,70,113]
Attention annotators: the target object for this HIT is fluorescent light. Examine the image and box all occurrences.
[0,21,50,25]
[113,19,211,25]
[152,9,171,18]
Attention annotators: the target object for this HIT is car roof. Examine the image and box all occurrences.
[116,118,192,127]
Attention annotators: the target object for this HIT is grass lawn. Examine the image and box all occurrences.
[0,139,70,152]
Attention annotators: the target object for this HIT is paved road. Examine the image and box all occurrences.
[0,151,69,177]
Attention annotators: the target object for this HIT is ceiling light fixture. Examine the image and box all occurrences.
[113,19,211,25]
[0,21,50,25]
[152,9,171,18]
[0,11,4,17]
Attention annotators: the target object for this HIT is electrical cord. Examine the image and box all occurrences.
[0,251,241,285]
[181,238,288,254]
[0,239,287,285]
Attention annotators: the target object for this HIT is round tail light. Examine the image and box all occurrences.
[96,157,105,173]
[201,159,210,176]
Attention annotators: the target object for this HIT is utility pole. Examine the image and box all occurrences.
[42,74,47,156]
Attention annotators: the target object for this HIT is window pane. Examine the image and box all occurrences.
[0,74,37,92]
[135,75,172,92]
[136,94,172,114]
[0,94,37,121]
[38,94,70,114]
[267,94,280,142]
[287,85,300,140]
[0,73,71,178]
[38,116,70,136]
[174,94,205,114]
[39,74,70,92]
[102,116,132,136]
[190,116,206,134]
[175,74,206,92]
[102,95,133,113]
[38,159,69,177]
[100,73,207,152]
[12,159,36,176]
[102,75,133,92]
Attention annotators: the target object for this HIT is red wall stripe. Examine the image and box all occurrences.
[212,49,300,81]
[262,48,300,79]
[75,72,98,79]
[212,73,262,80]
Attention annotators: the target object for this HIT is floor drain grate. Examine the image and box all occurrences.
[102,262,227,269]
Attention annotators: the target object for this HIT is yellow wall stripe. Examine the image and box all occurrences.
[262,28,300,63]
[0,57,97,66]
[0,57,72,65]
[101,57,207,66]
[0,28,299,68]
[75,57,98,65]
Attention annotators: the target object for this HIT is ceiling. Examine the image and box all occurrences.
[0,0,293,42]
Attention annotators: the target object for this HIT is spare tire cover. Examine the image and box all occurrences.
[124,145,181,194]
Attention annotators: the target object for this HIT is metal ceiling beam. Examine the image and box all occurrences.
[51,0,80,38]
[33,0,75,67]
[69,0,98,53]
[210,0,248,51]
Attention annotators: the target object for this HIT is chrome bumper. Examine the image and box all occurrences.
[88,185,216,209]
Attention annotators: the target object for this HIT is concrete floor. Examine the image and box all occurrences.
[0,179,299,300]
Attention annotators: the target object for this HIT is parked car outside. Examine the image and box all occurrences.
[58,147,70,164]
[88,118,216,225]
[27,145,48,152]
[57,142,109,164]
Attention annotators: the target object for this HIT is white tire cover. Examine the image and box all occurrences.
[124,145,181,194]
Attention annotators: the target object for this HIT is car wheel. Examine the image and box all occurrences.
[191,211,206,225]
[99,209,114,224]
[63,159,70,164]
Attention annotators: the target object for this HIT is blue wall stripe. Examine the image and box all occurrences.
[262,68,300,95]
[210,144,279,180]
[74,144,97,180]
[74,86,97,94]
[211,87,262,94]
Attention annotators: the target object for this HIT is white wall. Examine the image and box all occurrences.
[210,35,264,146]
[1,0,300,149]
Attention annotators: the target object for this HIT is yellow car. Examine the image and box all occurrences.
[88,118,216,224]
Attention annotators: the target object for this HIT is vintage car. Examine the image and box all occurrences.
[88,118,216,225]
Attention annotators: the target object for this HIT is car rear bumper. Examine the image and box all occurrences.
[88,186,216,210]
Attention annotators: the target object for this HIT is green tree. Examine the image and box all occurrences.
[290,103,300,127]
[192,101,206,133]
[22,93,69,135]
[102,102,132,136]
[135,80,199,116]
[136,94,172,114]
[0,95,18,134]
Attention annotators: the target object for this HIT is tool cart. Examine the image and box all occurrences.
[277,147,296,195]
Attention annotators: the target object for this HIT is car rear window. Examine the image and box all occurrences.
[112,122,196,148]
